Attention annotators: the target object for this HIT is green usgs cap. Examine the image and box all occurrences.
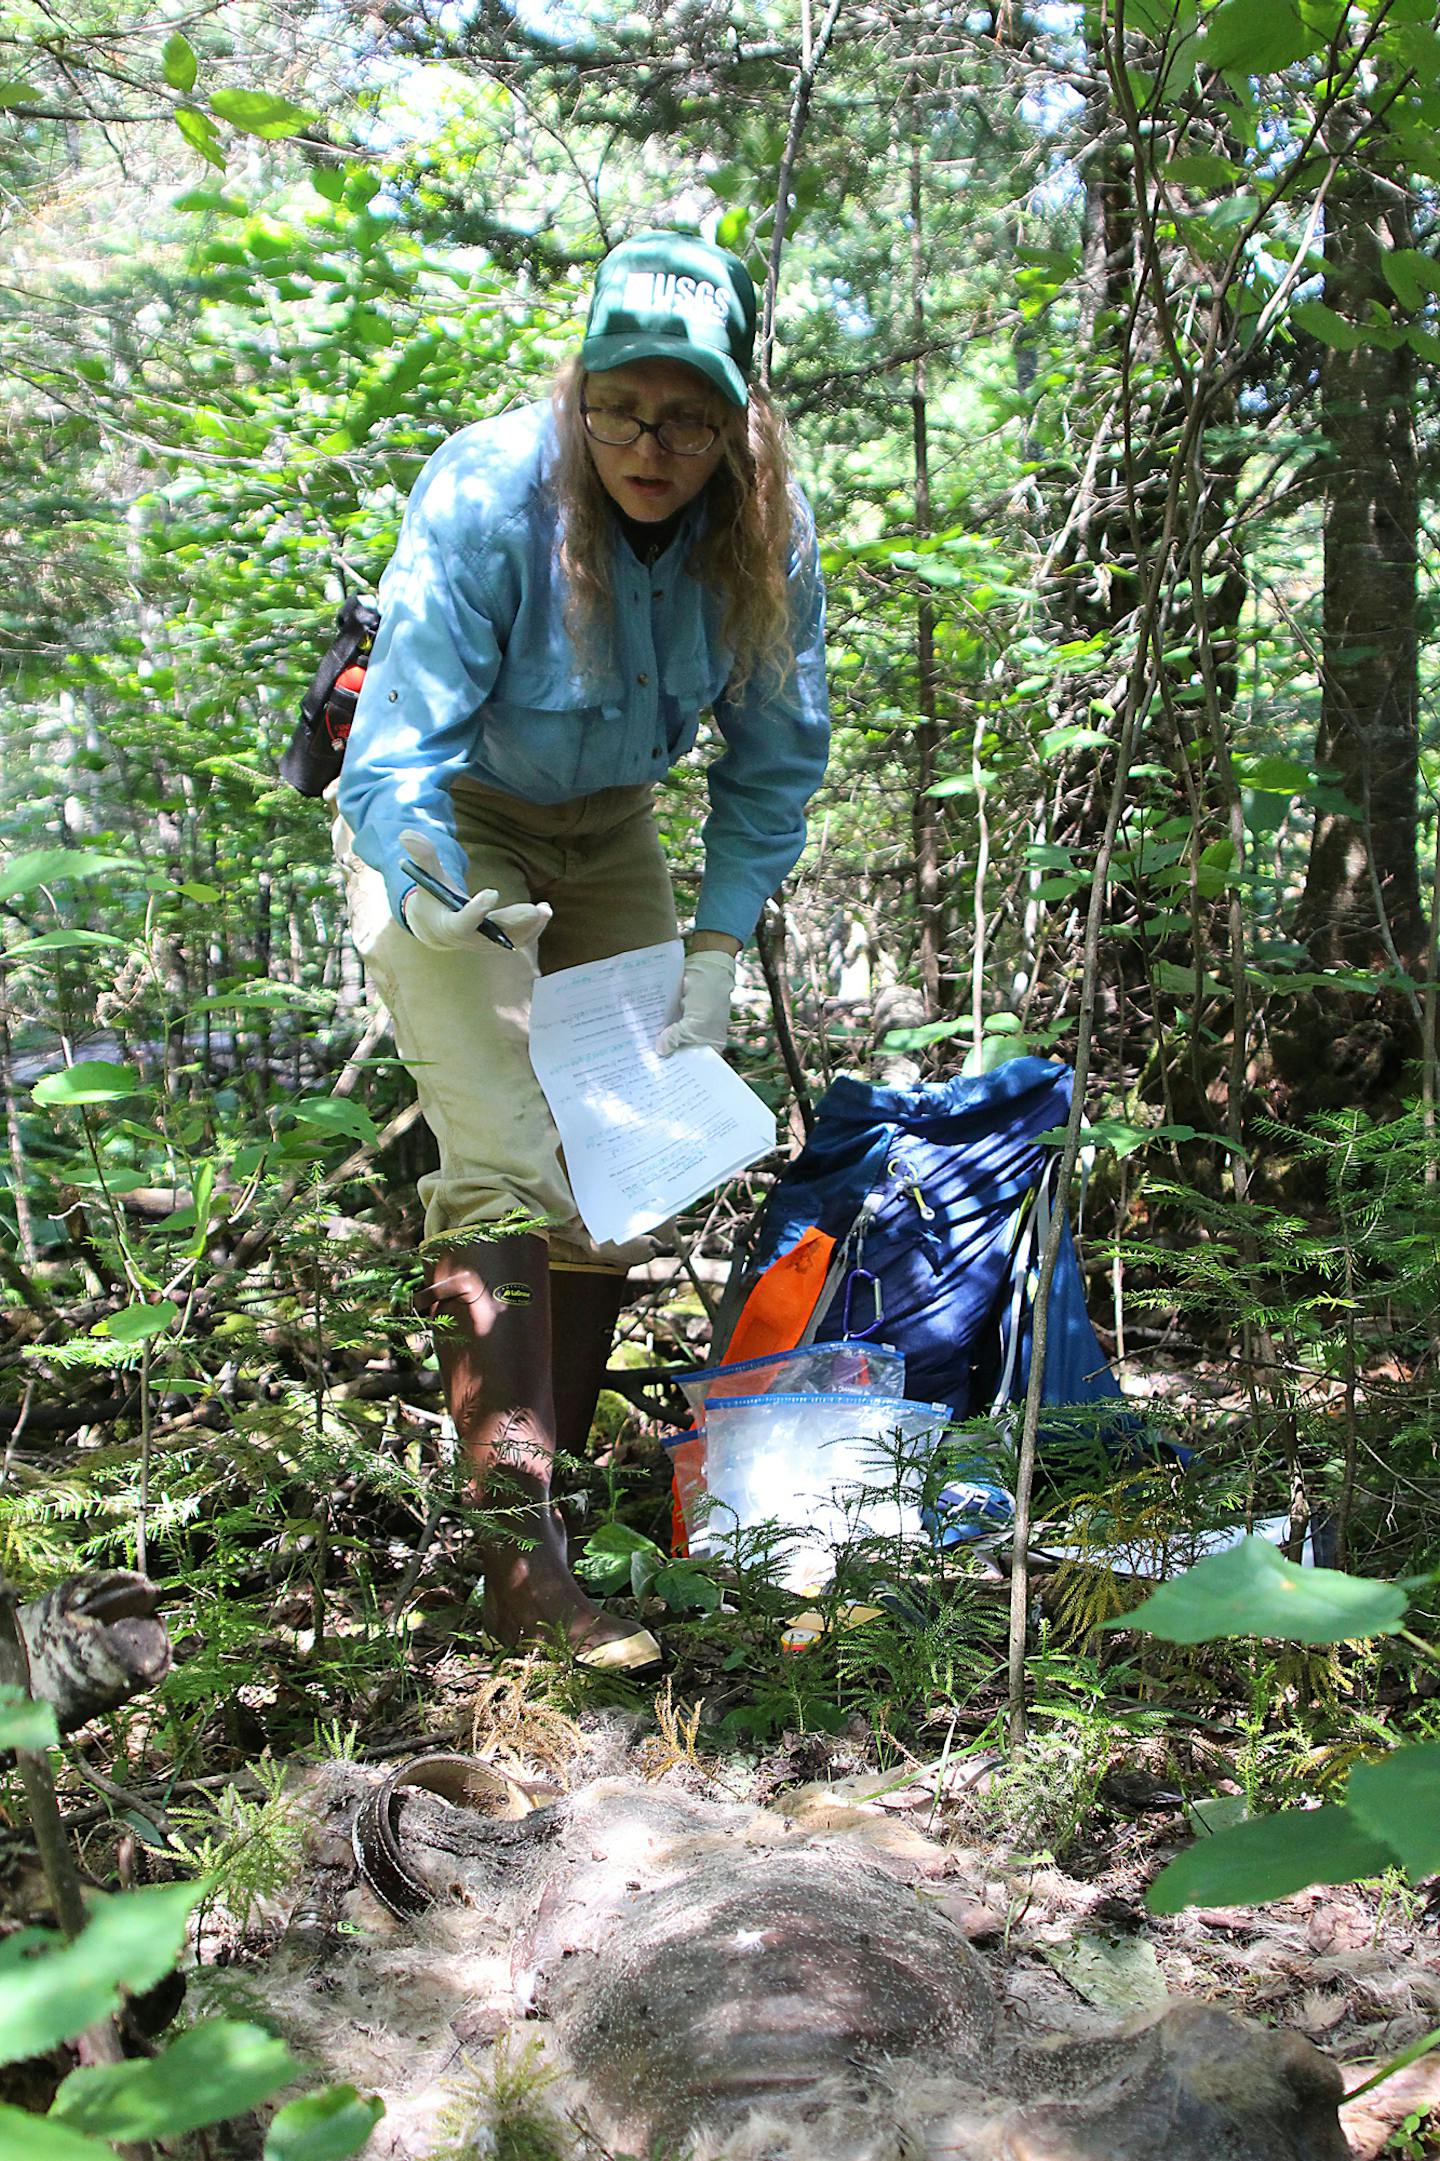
[580,230,757,408]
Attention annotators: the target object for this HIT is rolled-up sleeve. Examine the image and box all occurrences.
[338,439,515,926]
[694,510,830,944]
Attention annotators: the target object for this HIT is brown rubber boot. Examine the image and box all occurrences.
[422,1233,660,1672]
[549,1266,632,1465]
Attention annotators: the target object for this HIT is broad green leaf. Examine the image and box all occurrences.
[1344,1745,1440,1881]
[187,1161,218,1260]
[0,2106,115,2161]
[0,81,40,110]
[1162,152,1244,191]
[1381,247,1440,312]
[1184,1792,1249,1836]
[0,1883,199,2065]
[33,1062,149,1106]
[1040,725,1111,757]
[176,880,222,903]
[1040,1118,1202,1159]
[630,1546,663,1601]
[576,1521,664,1589]
[290,1097,378,1146]
[1291,299,1362,350]
[714,207,749,253]
[0,849,137,902]
[1150,959,1227,998]
[1204,0,1317,73]
[53,2020,298,2141]
[0,1685,60,1752]
[1147,1803,1395,1913]
[95,1301,179,1346]
[264,2084,385,2161]
[1113,1537,1409,1644]
[653,1562,722,1615]
[210,88,316,139]
[175,104,226,170]
[1233,753,1311,793]
[162,32,198,92]
[311,165,347,202]
[5,930,127,956]
[49,1161,151,1195]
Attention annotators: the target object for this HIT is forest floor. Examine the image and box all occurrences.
[171,1671,1440,2160]
[4,1296,1439,2157]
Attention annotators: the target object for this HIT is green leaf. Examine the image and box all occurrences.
[0,82,40,111]
[1150,959,1227,998]
[33,1062,150,1106]
[1184,1792,1250,1837]
[1040,1118,1202,1160]
[1381,247,1440,312]
[49,1161,151,1195]
[53,2020,298,2142]
[0,2107,116,2161]
[95,1301,179,1346]
[290,1097,378,1146]
[1114,1538,1409,1645]
[1039,724,1111,758]
[1204,0,1317,74]
[1146,1803,1396,1913]
[162,32,198,92]
[187,1161,218,1260]
[1344,1744,1440,1881]
[653,1562,722,1615]
[0,1883,199,2066]
[1162,151,1244,191]
[0,1685,60,1752]
[576,1521,664,1590]
[1291,299,1362,350]
[176,880,222,903]
[264,2084,385,2161]
[175,104,227,170]
[1232,753,1311,793]
[0,849,137,902]
[714,207,749,253]
[311,166,347,202]
[4,930,127,957]
[210,88,316,139]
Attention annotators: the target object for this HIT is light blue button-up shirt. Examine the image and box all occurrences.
[337,400,830,945]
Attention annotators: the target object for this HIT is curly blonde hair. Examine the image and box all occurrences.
[550,356,801,696]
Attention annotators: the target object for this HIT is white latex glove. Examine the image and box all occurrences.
[399,828,551,956]
[656,948,738,1057]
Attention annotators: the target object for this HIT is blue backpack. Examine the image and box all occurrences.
[746,1057,1128,1456]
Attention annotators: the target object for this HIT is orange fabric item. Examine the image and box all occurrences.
[721,1225,838,1365]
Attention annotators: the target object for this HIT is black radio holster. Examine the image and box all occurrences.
[280,595,382,798]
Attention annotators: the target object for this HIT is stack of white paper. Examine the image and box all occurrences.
[528,941,775,1246]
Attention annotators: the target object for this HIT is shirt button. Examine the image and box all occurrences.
[637,672,649,686]
[652,589,663,600]
[388,690,397,702]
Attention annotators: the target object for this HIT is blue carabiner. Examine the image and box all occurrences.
[842,1266,884,1338]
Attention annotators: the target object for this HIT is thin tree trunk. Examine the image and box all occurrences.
[908,96,946,1019]
[1295,158,1423,975]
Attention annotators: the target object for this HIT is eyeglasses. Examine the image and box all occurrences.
[581,403,720,457]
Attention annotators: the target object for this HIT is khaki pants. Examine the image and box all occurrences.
[334,780,678,1269]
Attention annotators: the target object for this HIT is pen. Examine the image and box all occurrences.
[400,858,516,950]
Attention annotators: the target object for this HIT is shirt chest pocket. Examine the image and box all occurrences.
[661,621,732,757]
[483,653,615,800]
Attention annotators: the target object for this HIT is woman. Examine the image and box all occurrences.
[335,229,830,1670]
